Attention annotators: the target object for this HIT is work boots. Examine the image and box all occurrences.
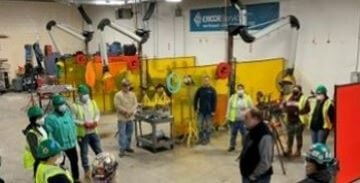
[294,149,302,157]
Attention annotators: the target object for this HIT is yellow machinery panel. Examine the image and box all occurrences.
[235,58,284,102]
[171,58,284,136]
[147,56,196,81]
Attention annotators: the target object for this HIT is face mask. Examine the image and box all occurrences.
[57,104,67,113]
[80,94,90,103]
[237,90,244,96]
[55,154,64,166]
[316,94,325,101]
[36,117,45,125]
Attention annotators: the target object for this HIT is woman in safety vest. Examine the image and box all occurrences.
[35,139,73,183]
[23,105,48,176]
[283,85,310,157]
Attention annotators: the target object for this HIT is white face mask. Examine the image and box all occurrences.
[237,90,244,96]
[80,94,90,103]
[36,117,45,125]
[58,104,67,113]
[55,154,64,166]
[316,94,325,101]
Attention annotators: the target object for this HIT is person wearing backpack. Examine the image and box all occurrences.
[23,105,48,176]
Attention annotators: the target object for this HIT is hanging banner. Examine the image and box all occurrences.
[190,2,279,32]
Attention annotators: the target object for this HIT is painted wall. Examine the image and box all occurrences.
[85,0,360,97]
[0,1,84,79]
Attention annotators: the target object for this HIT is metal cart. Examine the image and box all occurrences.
[134,110,174,152]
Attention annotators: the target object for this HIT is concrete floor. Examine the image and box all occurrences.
[0,93,335,183]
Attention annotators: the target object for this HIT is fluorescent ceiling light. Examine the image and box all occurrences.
[166,0,182,2]
[70,0,136,5]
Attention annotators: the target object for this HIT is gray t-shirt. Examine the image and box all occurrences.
[236,97,247,121]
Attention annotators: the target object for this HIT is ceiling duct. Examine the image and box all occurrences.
[55,0,154,6]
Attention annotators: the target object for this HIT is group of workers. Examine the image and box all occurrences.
[22,74,337,183]
[23,84,103,183]
[22,79,171,182]
[191,76,336,183]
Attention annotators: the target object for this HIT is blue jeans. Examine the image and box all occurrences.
[311,129,330,144]
[242,175,271,183]
[78,133,103,172]
[229,120,247,148]
[197,113,213,143]
[118,121,134,152]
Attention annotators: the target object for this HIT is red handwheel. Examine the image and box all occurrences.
[216,62,231,79]
[75,52,87,65]
[128,58,140,70]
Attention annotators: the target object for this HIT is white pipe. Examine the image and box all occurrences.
[240,9,247,26]
[288,28,299,69]
[252,17,289,40]
[48,31,63,55]
[355,11,360,72]
[99,30,109,67]
[56,24,86,41]
[109,22,142,43]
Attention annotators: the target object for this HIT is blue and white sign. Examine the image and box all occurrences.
[190,2,279,32]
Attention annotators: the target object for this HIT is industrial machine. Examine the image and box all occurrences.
[97,1,155,87]
[229,0,300,95]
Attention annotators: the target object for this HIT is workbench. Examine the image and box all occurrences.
[134,110,174,152]
[37,84,75,109]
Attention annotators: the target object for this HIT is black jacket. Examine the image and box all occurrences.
[194,86,217,114]
[240,122,273,178]
[298,170,332,183]
[310,98,335,131]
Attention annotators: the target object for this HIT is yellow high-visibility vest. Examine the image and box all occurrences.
[23,129,47,170]
[284,95,310,126]
[35,162,73,183]
[72,100,99,137]
[309,99,333,129]
[154,92,170,107]
[143,94,156,108]
[228,94,253,122]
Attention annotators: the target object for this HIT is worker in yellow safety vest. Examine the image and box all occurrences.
[70,84,102,180]
[23,105,48,177]
[142,85,156,109]
[226,84,253,152]
[154,84,171,109]
[283,85,310,157]
[35,139,73,183]
[309,85,335,144]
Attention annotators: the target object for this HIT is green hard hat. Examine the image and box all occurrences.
[78,84,90,95]
[306,143,333,166]
[27,105,44,118]
[316,85,327,94]
[52,95,65,106]
[37,139,62,159]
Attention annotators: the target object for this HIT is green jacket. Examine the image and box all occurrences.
[45,110,77,150]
